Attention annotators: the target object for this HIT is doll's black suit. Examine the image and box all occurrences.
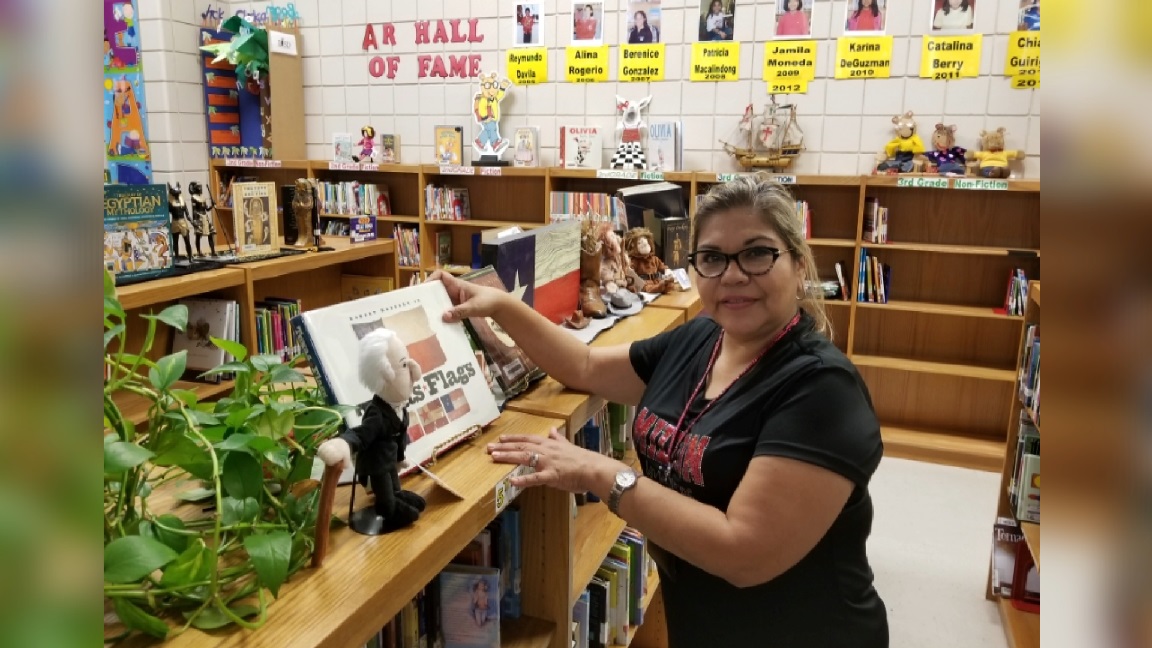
[339,395,426,531]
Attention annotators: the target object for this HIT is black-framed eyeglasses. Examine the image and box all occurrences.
[687,246,791,278]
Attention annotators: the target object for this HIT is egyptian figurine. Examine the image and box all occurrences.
[187,181,218,257]
[167,182,193,260]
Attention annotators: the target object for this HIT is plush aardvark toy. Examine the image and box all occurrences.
[875,111,925,174]
[970,127,1020,179]
[318,329,427,535]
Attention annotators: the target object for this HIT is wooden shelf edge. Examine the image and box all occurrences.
[115,268,247,311]
[862,242,1040,257]
[880,426,1004,472]
[997,596,1040,648]
[1020,523,1039,571]
[853,355,1016,382]
[1028,282,1039,307]
[855,300,1023,320]
[570,503,629,605]
[502,614,556,648]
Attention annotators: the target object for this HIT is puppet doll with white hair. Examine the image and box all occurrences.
[317,329,427,535]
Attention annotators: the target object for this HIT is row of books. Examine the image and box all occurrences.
[989,516,1040,609]
[1008,410,1040,523]
[170,297,241,382]
[316,181,393,217]
[362,506,522,648]
[394,225,421,267]
[796,199,812,240]
[1018,323,1040,417]
[425,185,473,221]
[856,249,891,303]
[1003,269,1031,317]
[549,192,628,231]
[862,197,890,244]
[572,528,654,648]
[254,297,303,361]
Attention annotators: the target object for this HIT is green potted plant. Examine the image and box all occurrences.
[103,270,343,641]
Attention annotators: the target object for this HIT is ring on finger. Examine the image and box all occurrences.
[528,452,540,470]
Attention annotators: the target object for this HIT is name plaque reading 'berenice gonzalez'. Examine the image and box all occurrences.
[619,44,665,83]
[834,36,893,79]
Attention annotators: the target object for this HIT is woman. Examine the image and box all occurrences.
[847,0,884,32]
[574,4,599,41]
[628,10,656,44]
[776,0,811,37]
[933,0,974,29]
[429,175,889,647]
[701,0,732,41]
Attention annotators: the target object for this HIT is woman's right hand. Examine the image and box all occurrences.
[426,270,509,323]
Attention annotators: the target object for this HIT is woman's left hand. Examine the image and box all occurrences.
[487,429,621,495]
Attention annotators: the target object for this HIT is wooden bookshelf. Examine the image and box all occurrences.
[648,286,702,321]
[880,426,1004,471]
[985,281,1040,647]
[591,307,683,348]
[114,267,246,311]
[572,502,630,604]
[852,355,1016,382]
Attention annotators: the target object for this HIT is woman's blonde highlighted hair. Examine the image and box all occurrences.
[692,172,833,340]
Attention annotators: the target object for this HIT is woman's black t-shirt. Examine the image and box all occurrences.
[628,312,888,648]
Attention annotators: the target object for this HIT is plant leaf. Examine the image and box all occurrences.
[216,432,257,452]
[104,268,117,298]
[113,597,170,639]
[184,603,260,630]
[104,536,179,584]
[264,446,291,471]
[176,487,216,503]
[152,304,189,331]
[252,409,294,440]
[221,452,263,500]
[250,354,281,372]
[170,388,199,407]
[211,335,248,362]
[243,531,292,597]
[221,496,260,525]
[159,539,214,588]
[104,296,126,320]
[149,351,187,391]
[201,362,250,377]
[151,514,190,553]
[104,323,126,350]
[104,441,154,473]
[187,409,221,427]
[268,364,306,384]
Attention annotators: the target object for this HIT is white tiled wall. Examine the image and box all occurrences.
[145,0,1040,181]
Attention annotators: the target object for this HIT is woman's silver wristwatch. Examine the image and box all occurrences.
[607,469,639,516]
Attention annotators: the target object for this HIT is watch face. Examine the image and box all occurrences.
[617,471,637,489]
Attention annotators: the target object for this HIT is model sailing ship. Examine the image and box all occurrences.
[720,99,805,170]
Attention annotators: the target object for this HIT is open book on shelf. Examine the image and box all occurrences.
[292,280,501,478]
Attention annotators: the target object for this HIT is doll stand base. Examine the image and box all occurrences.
[471,155,509,167]
[348,508,389,536]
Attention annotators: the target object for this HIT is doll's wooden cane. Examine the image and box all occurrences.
[311,463,343,568]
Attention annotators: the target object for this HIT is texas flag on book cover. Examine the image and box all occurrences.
[480,221,580,324]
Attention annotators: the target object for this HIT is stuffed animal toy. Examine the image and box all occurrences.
[291,178,323,248]
[317,329,427,535]
[624,227,676,294]
[167,182,193,260]
[875,111,925,174]
[600,226,640,308]
[187,181,217,257]
[610,95,652,170]
[970,127,1020,179]
[924,124,967,177]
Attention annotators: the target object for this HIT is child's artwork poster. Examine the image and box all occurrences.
[200,27,245,159]
[104,0,152,184]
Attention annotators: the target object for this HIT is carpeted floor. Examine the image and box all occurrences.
[867,457,1008,648]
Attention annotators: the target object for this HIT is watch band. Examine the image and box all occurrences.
[608,470,638,516]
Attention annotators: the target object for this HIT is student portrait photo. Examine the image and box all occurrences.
[1017,0,1039,31]
[572,1,604,45]
[627,1,662,44]
[775,0,813,39]
[515,4,543,46]
[932,0,975,30]
[698,0,735,41]
[844,0,886,34]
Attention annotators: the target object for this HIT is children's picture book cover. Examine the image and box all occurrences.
[439,565,501,648]
[350,215,377,243]
[170,298,236,381]
[660,217,690,270]
[333,133,355,162]
[232,182,279,255]
[460,266,545,398]
[104,183,172,283]
[560,126,603,169]
[291,280,501,476]
[380,134,401,163]
[436,126,465,165]
[480,221,580,324]
[646,121,680,171]
[512,126,539,168]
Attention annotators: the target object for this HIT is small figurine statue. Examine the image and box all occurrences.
[471,71,513,165]
[624,227,676,294]
[187,181,218,257]
[167,182,193,261]
[317,329,427,535]
[513,129,536,167]
[291,178,324,248]
[924,124,967,177]
[600,227,640,308]
[970,127,1020,179]
[875,111,925,174]
[610,95,652,170]
[353,125,377,163]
